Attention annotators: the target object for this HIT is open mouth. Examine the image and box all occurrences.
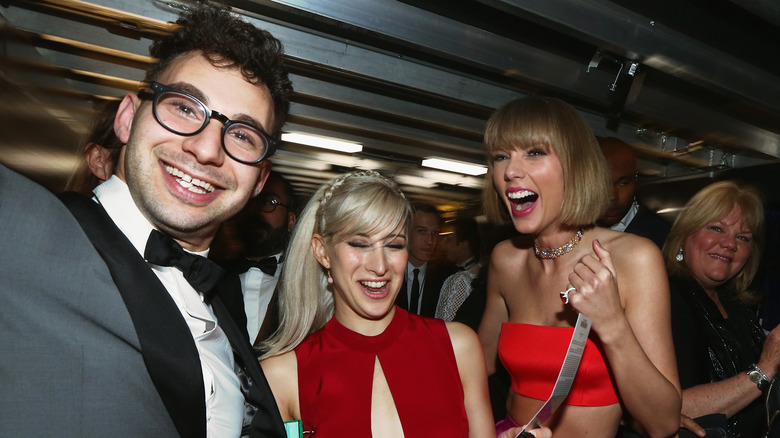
[360,280,388,293]
[165,164,215,194]
[507,189,539,212]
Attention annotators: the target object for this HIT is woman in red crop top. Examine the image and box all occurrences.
[478,97,682,437]
[259,171,550,438]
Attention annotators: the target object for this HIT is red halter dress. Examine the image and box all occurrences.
[295,308,469,437]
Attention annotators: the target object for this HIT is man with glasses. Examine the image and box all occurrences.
[0,5,290,438]
[229,171,297,345]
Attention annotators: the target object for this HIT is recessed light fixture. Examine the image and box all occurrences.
[421,158,487,176]
[281,132,363,153]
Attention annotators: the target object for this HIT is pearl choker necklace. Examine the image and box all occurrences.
[534,229,583,260]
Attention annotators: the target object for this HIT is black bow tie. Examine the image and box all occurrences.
[236,256,277,276]
[144,229,224,300]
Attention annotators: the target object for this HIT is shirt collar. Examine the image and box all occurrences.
[611,199,639,232]
[408,261,426,277]
[93,175,209,258]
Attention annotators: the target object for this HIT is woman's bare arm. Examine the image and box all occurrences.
[477,244,511,375]
[569,236,681,438]
[259,351,300,421]
[448,321,498,438]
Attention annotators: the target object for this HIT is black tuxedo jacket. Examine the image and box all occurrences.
[625,204,671,249]
[59,193,285,438]
[395,261,458,317]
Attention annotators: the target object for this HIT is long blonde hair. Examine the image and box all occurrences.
[259,170,412,358]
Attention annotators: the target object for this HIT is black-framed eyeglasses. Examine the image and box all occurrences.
[260,198,288,213]
[139,81,276,164]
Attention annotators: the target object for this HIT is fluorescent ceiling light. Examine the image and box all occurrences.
[421,158,487,176]
[281,132,362,153]
[394,174,437,189]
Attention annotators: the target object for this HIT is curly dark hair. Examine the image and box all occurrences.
[145,4,293,136]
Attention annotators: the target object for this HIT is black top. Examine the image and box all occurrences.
[670,275,766,438]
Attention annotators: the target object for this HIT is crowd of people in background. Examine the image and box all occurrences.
[2,3,779,438]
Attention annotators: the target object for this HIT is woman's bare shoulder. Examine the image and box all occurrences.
[259,350,299,420]
[260,350,297,376]
[591,227,662,264]
[445,320,478,345]
[491,235,533,266]
[444,321,484,368]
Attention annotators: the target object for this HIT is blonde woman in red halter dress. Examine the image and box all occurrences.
[478,96,681,437]
[259,171,550,438]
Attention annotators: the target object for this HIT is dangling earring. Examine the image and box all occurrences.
[676,247,684,262]
[327,270,334,284]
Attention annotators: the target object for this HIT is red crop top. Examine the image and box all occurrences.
[498,322,619,406]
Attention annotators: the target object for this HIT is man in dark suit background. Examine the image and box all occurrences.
[395,203,457,317]
[597,137,671,248]
[0,5,290,437]
[224,170,298,345]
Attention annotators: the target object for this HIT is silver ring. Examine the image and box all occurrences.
[560,286,576,304]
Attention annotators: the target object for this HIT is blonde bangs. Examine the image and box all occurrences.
[484,101,557,157]
[328,188,411,245]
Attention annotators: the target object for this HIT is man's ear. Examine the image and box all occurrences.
[287,212,297,233]
[85,144,114,182]
[251,161,272,198]
[114,93,139,145]
[311,233,330,269]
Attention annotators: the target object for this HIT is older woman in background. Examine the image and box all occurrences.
[664,180,780,437]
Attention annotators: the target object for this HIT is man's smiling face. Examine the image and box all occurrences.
[115,51,273,250]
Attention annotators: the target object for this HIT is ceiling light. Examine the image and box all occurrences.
[394,174,437,188]
[421,158,487,176]
[281,132,362,153]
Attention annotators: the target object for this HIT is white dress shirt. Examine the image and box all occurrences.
[94,176,243,438]
[240,252,282,344]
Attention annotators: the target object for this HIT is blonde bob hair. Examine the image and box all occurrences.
[662,180,765,298]
[259,170,412,358]
[482,96,609,226]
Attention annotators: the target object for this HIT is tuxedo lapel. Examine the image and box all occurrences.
[211,281,286,438]
[58,193,206,438]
